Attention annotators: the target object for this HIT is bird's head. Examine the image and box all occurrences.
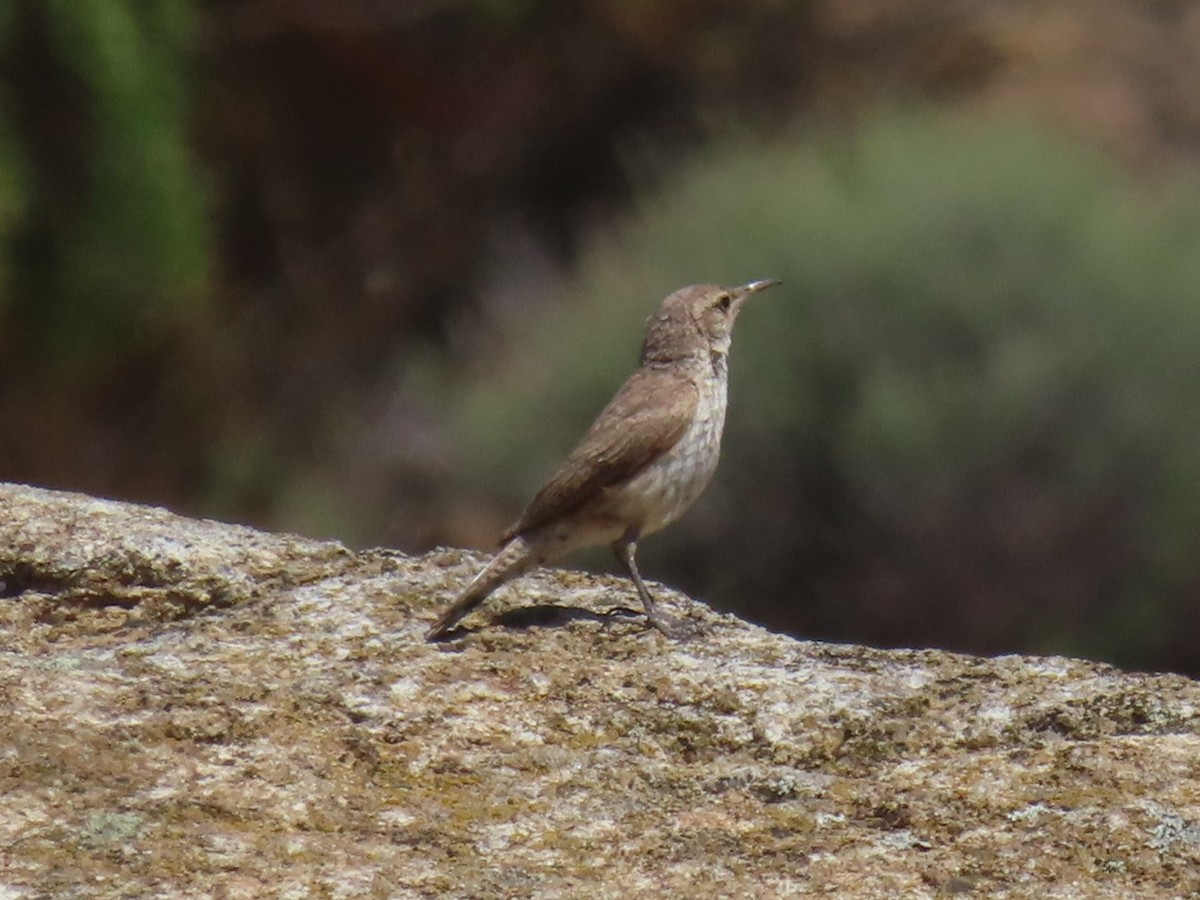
[640,279,779,365]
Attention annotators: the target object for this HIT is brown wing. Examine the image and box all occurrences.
[501,366,699,540]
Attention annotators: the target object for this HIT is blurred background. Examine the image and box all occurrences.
[3,0,1200,674]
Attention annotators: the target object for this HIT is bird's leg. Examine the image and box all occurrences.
[612,534,674,637]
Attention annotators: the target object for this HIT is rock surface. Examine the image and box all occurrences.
[1,482,1199,898]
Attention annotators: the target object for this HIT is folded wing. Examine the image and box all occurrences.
[502,367,700,540]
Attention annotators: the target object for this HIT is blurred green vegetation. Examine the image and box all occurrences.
[0,9,26,309]
[0,118,25,308]
[3,0,209,361]
[457,114,1200,671]
[5,0,1200,674]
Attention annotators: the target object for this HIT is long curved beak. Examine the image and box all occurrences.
[730,278,780,314]
[740,278,781,295]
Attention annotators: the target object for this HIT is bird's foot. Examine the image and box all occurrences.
[602,606,706,640]
[645,608,711,641]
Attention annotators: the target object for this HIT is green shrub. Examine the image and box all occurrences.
[0,11,28,310]
[458,113,1200,672]
[4,0,209,360]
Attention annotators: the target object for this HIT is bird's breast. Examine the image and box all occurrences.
[612,371,728,536]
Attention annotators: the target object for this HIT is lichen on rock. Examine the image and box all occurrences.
[1,483,1198,897]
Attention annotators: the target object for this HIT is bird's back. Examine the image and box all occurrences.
[501,363,703,541]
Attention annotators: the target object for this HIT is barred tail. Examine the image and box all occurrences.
[426,536,538,640]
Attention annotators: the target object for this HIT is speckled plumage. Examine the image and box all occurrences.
[427,279,778,640]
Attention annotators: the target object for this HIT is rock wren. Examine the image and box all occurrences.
[427,279,778,640]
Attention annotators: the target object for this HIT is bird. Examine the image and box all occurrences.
[426,279,779,640]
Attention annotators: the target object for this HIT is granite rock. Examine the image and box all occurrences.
[1,483,1198,898]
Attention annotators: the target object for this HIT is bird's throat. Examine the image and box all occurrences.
[710,349,728,378]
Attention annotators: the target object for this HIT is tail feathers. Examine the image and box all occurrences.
[426,536,538,640]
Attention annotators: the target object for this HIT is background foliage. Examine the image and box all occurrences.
[457,118,1200,670]
[7,0,207,356]
[4,0,1200,673]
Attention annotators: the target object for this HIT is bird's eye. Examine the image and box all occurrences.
[715,294,732,313]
